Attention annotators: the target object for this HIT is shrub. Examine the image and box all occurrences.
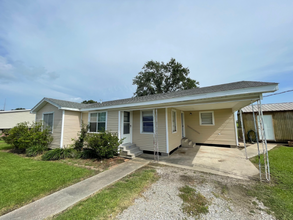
[72,124,89,151]
[41,148,77,161]
[85,131,122,159]
[26,145,48,157]
[3,121,53,150]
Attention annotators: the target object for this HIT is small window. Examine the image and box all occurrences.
[199,111,214,125]
[89,112,107,132]
[141,110,154,133]
[43,113,54,133]
[172,110,177,132]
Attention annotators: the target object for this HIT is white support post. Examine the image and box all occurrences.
[257,100,268,180]
[153,109,159,162]
[251,102,262,181]
[239,109,248,159]
[258,99,271,181]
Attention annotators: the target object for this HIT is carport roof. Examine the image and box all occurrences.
[31,81,278,113]
[242,102,293,112]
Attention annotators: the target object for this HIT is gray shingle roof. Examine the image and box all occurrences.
[85,81,277,109]
[41,81,277,110]
[45,98,91,109]
[242,102,293,113]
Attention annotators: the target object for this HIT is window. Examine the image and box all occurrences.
[141,110,154,133]
[89,112,107,132]
[199,111,214,125]
[172,110,177,132]
[43,112,54,133]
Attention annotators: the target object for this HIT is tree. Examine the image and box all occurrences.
[133,58,199,97]
[81,100,97,104]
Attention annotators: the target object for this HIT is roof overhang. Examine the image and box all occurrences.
[81,84,278,112]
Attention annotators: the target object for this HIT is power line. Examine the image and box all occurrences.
[263,89,293,97]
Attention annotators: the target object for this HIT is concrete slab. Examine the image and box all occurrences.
[241,143,277,159]
[0,159,148,220]
[141,146,260,180]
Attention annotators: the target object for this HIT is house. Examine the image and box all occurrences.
[241,102,293,142]
[0,110,35,133]
[30,81,278,155]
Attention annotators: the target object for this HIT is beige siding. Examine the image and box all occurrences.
[63,111,81,148]
[82,112,88,125]
[36,103,62,149]
[132,109,167,153]
[107,110,119,132]
[184,109,236,146]
[0,111,35,129]
[168,108,183,152]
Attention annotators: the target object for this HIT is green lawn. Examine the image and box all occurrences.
[0,140,13,150]
[250,146,293,220]
[0,151,96,215]
[54,167,159,220]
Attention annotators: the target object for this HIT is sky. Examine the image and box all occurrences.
[0,0,292,110]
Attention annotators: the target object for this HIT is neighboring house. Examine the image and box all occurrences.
[30,81,278,154]
[0,110,35,133]
[241,102,293,142]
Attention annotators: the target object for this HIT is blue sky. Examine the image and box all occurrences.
[0,0,292,110]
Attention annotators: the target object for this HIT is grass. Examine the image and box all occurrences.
[178,185,209,217]
[0,140,13,150]
[0,151,96,215]
[249,146,293,220]
[54,167,159,220]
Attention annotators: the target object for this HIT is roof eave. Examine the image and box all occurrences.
[81,84,278,111]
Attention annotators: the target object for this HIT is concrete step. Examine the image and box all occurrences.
[119,143,143,158]
[188,140,192,145]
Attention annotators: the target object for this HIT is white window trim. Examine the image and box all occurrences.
[199,111,215,126]
[140,109,154,134]
[42,112,54,133]
[171,109,177,133]
[88,111,108,133]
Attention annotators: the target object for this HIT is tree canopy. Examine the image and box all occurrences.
[81,100,97,104]
[133,58,199,97]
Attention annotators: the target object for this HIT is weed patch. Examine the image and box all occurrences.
[178,185,209,217]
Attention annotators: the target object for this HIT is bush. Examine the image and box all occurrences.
[41,148,77,161]
[3,121,53,150]
[85,131,122,159]
[26,145,48,157]
[72,124,89,151]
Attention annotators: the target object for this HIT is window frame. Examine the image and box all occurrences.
[199,111,215,126]
[140,110,154,134]
[171,109,177,133]
[88,111,107,133]
[42,112,54,133]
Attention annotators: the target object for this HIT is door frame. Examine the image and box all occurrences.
[120,111,133,143]
[181,111,185,138]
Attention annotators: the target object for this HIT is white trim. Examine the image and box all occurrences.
[0,109,31,113]
[60,110,65,148]
[81,84,278,112]
[42,111,54,133]
[140,109,154,134]
[60,107,80,111]
[199,111,215,126]
[165,108,169,153]
[88,111,108,133]
[118,111,121,139]
[233,111,239,146]
[171,109,177,133]
[181,111,185,137]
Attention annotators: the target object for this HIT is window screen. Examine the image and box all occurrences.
[142,110,153,133]
[43,113,53,132]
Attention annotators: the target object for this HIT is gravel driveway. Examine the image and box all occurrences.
[116,164,275,220]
